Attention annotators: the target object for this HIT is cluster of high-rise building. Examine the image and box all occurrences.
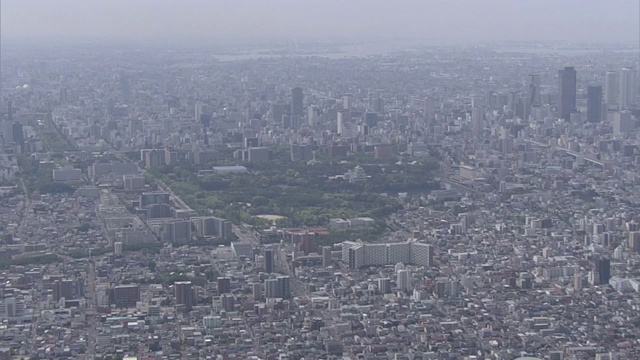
[2,40,640,359]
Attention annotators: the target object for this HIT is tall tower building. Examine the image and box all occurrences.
[604,70,618,107]
[558,67,577,121]
[619,67,636,110]
[322,246,332,268]
[424,97,436,120]
[592,257,611,285]
[528,74,541,107]
[174,281,194,311]
[587,85,603,123]
[337,110,349,135]
[277,276,291,299]
[396,269,412,293]
[291,87,304,117]
[264,249,274,273]
[471,107,484,138]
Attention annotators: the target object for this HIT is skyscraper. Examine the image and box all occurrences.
[174,281,194,311]
[558,66,577,121]
[337,110,349,135]
[424,97,436,120]
[396,269,412,293]
[264,276,291,299]
[471,107,484,138]
[277,276,291,299]
[528,74,541,107]
[587,85,603,123]
[619,67,636,110]
[322,246,332,268]
[264,249,274,273]
[593,257,611,285]
[604,70,618,107]
[291,87,304,117]
[216,277,231,295]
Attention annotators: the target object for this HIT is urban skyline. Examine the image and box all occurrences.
[1,2,640,360]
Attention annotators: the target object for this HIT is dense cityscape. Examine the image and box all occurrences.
[2,3,640,360]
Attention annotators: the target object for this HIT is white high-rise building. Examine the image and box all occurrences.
[605,70,618,106]
[387,242,411,264]
[528,74,541,107]
[307,106,317,127]
[337,110,349,135]
[114,242,123,256]
[613,110,633,136]
[471,107,484,137]
[397,269,412,293]
[424,97,436,120]
[619,67,636,110]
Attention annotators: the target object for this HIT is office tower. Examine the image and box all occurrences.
[264,278,279,298]
[613,111,632,136]
[264,249,274,273]
[348,245,364,270]
[630,232,640,252]
[252,283,262,301]
[297,233,315,255]
[593,257,611,285]
[424,97,436,120]
[290,144,314,162]
[371,97,384,113]
[111,285,141,307]
[7,101,12,121]
[587,85,603,123]
[143,149,164,169]
[271,102,289,124]
[307,105,317,127]
[342,94,353,110]
[277,276,291,299]
[396,269,412,293]
[605,70,618,106]
[574,272,583,291]
[216,277,231,295]
[377,278,391,294]
[322,246,332,267]
[120,75,132,103]
[619,67,636,110]
[195,103,205,122]
[471,107,484,138]
[218,294,233,311]
[364,112,379,128]
[114,242,123,256]
[337,110,349,135]
[528,74,541,107]
[291,87,304,117]
[53,280,75,301]
[264,276,291,299]
[174,281,194,311]
[247,147,272,162]
[161,219,192,243]
[558,66,577,120]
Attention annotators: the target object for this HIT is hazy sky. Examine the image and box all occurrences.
[1,0,639,45]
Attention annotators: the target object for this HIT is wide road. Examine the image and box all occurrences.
[109,151,194,213]
[85,260,98,358]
